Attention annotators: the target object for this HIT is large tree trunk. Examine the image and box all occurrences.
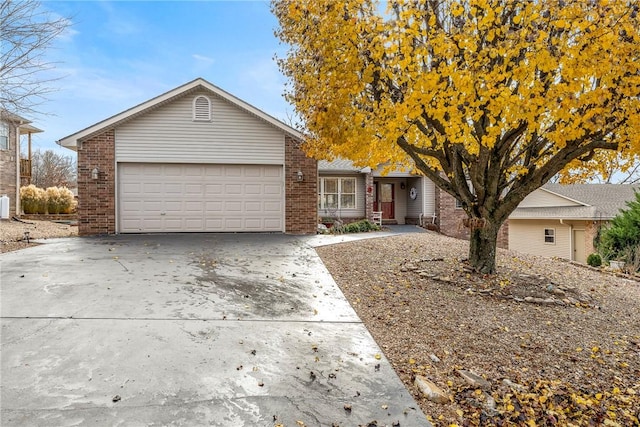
[467,217,501,274]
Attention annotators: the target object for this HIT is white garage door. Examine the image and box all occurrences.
[118,163,283,233]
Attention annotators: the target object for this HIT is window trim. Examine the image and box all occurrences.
[318,177,357,211]
[193,95,212,121]
[544,228,556,244]
[0,122,8,150]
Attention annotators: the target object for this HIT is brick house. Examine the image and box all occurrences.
[58,78,316,235]
[0,110,42,217]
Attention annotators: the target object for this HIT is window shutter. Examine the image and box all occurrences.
[193,96,211,121]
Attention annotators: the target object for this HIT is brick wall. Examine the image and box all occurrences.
[364,173,374,221]
[77,130,116,235]
[437,187,509,249]
[0,122,17,216]
[285,135,317,234]
[585,220,603,257]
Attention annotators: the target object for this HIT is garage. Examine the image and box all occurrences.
[118,163,283,233]
[58,78,317,236]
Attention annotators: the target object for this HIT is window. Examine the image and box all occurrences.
[544,228,555,244]
[455,198,463,209]
[193,95,211,121]
[319,177,356,210]
[0,122,8,150]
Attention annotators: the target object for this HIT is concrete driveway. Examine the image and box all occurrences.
[1,233,428,426]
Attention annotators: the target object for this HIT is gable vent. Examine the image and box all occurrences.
[193,95,211,121]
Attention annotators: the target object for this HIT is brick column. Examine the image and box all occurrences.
[77,130,116,235]
[284,135,317,234]
[364,172,374,221]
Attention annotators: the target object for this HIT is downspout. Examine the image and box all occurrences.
[15,121,23,216]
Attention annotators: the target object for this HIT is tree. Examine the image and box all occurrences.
[596,191,640,273]
[1,0,70,115]
[30,149,76,188]
[273,0,640,273]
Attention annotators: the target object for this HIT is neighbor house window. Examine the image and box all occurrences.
[544,228,555,244]
[455,198,463,209]
[319,177,356,210]
[193,95,211,121]
[0,122,8,150]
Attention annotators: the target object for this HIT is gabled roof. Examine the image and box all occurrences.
[57,77,304,149]
[510,183,639,220]
[0,109,43,133]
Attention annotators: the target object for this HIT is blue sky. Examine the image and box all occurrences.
[30,1,290,157]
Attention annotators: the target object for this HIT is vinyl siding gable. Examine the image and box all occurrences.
[115,90,285,164]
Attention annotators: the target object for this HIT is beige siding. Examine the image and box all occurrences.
[509,219,572,260]
[422,178,436,219]
[405,177,437,223]
[115,90,285,164]
[519,189,582,208]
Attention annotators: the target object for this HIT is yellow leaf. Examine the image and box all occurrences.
[374,353,382,360]
[539,395,548,404]
[507,404,515,411]
[409,358,416,364]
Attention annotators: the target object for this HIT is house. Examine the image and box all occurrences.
[0,109,42,217]
[317,159,437,226]
[58,78,317,235]
[508,183,640,263]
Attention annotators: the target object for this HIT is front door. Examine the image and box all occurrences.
[573,229,586,263]
[380,183,395,220]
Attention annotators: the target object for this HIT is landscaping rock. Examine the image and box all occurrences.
[414,376,450,404]
[458,369,491,390]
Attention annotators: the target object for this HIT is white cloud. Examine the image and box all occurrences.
[192,54,215,65]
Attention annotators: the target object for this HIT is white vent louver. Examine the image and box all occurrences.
[193,96,211,121]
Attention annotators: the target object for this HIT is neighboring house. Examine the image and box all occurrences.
[57,78,317,236]
[0,109,42,217]
[318,159,437,226]
[508,183,640,263]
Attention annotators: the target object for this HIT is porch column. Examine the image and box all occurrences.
[365,172,374,221]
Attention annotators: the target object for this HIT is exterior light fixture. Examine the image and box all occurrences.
[91,168,99,180]
[297,171,304,182]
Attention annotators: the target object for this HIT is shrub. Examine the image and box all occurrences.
[333,219,381,234]
[20,185,75,214]
[596,191,640,272]
[20,185,46,214]
[586,253,602,267]
[46,186,75,214]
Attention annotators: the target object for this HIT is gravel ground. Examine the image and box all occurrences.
[0,218,78,253]
[316,232,640,426]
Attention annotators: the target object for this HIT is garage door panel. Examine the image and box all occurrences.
[225,201,242,212]
[264,184,282,195]
[264,201,282,212]
[244,201,261,212]
[119,163,283,232]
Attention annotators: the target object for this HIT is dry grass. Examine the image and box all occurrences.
[316,232,640,426]
[0,218,77,253]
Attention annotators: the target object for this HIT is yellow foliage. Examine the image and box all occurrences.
[274,0,640,186]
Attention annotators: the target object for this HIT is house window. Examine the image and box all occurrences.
[544,228,555,244]
[455,198,463,209]
[0,122,8,150]
[319,177,356,210]
[193,95,211,121]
